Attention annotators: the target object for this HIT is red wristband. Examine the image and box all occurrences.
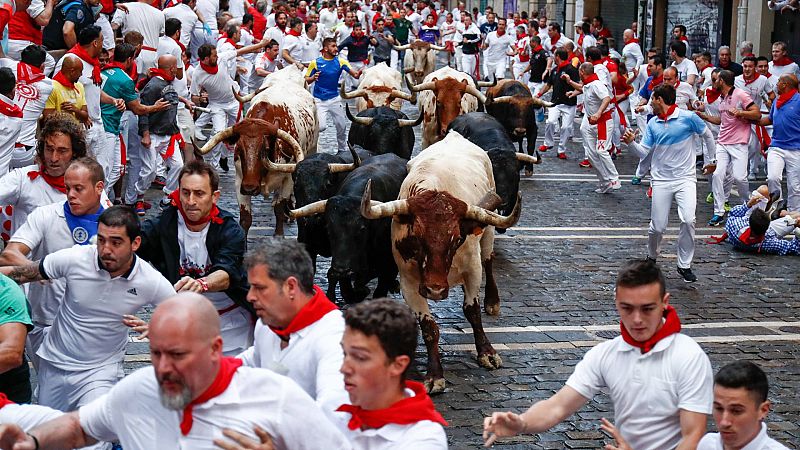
[197,278,209,292]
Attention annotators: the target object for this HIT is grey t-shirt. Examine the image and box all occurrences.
[371,30,393,61]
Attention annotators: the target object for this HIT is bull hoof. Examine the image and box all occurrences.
[484,303,500,316]
[478,352,503,370]
[524,169,533,177]
[424,377,447,394]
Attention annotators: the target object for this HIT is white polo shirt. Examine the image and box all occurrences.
[37,245,176,371]
[79,365,351,450]
[282,34,303,64]
[0,164,66,236]
[566,333,713,450]
[734,74,774,111]
[238,308,348,418]
[163,3,197,47]
[0,403,63,430]
[111,2,165,50]
[698,423,789,450]
[190,50,239,106]
[8,201,74,327]
[582,78,613,117]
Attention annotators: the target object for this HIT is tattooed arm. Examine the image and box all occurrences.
[0,261,46,284]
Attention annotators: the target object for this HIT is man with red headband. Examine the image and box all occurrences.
[138,160,254,357]
[768,41,799,79]
[0,293,350,449]
[484,259,712,449]
[236,238,347,422]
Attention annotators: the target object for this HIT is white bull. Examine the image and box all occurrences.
[396,40,446,86]
[338,62,413,111]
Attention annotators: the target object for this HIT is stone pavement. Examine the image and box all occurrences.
[124,72,800,448]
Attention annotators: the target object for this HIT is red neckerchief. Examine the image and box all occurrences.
[168,189,223,226]
[743,73,760,85]
[173,37,186,52]
[224,38,240,49]
[288,28,301,37]
[678,36,688,42]
[102,61,132,81]
[278,25,288,35]
[581,73,599,84]
[0,393,14,408]
[336,381,448,430]
[53,71,78,91]
[0,95,22,118]
[556,60,571,72]
[577,34,584,46]
[496,30,505,37]
[772,56,794,66]
[657,104,677,121]
[150,68,175,82]
[516,31,526,39]
[352,30,364,38]
[268,285,337,340]
[16,62,45,84]
[66,45,101,85]
[549,32,560,51]
[738,227,765,246]
[199,62,218,75]
[180,357,243,435]
[531,44,543,53]
[776,89,798,109]
[647,74,663,91]
[764,72,772,78]
[27,168,66,193]
[620,305,681,354]
[624,37,639,45]
[706,88,721,104]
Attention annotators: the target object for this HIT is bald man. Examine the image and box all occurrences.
[43,56,90,124]
[0,293,350,449]
[129,55,185,213]
[621,29,643,77]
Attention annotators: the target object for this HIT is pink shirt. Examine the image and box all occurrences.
[717,87,755,145]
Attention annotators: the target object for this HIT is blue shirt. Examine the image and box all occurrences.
[306,56,353,101]
[725,204,800,255]
[639,108,708,182]
[769,92,800,150]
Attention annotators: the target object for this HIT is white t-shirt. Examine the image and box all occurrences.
[576,33,596,55]
[593,62,613,93]
[264,26,286,51]
[542,35,572,56]
[9,201,73,327]
[582,79,613,117]
[194,0,218,30]
[768,61,800,79]
[0,164,66,236]
[698,66,715,91]
[282,34,303,63]
[483,31,514,65]
[54,55,102,124]
[406,11,422,32]
[566,334,713,450]
[440,20,457,43]
[79,365,351,450]
[734,74,774,111]
[300,35,321,64]
[622,42,644,73]
[176,214,235,311]
[216,40,239,79]
[318,8,339,35]
[11,62,53,147]
[157,36,188,97]
[698,423,789,450]
[111,2,165,50]
[0,93,22,172]
[674,80,698,109]
[227,0,244,18]
[38,245,176,370]
[163,4,197,47]
[238,308,347,420]
[671,57,699,84]
[190,50,239,105]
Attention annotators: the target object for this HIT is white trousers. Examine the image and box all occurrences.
[513,62,529,84]
[580,116,619,184]
[648,179,696,269]
[461,53,479,78]
[345,61,365,90]
[767,146,800,211]
[454,46,463,71]
[484,60,507,79]
[713,142,749,215]
[134,133,184,197]
[195,101,239,169]
[103,131,124,192]
[86,123,106,167]
[315,96,348,153]
[37,359,123,411]
[544,104,576,154]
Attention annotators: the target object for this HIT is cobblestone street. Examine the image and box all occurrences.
[124,82,800,449]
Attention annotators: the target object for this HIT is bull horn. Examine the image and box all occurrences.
[360,179,409,219]
[464,192,522,228]
[397,107,424,127]
[516,152,540,165]
[405,74,418,104]
[348,142,362,167]
[288,199,327,219]
[199,126,236,154]
[389,88,414,101]
[465,84,487,104]
[329,145,359,173]
[489,95,515,104]
[345,104,374,126]
[477,191,503,211]
[233,86,266,103]
[393,44,411,51]
[340,83,367,99]
[410,81,436,92]
[263,157,297,173]
[430,44,447,51]
[530,96,554,108]
[275,129,305,162]
[477,75,497,88]
[402,67,415,74]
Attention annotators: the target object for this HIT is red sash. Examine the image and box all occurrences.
[0,97,22,118]
[336,381,448,430]
[268,285,337,340]
[594,109,613,140]
[620,305,681,354]
[163,133,184,160]
[0,393,14,408]
[180,357,242,435]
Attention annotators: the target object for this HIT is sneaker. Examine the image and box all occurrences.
[768,199,788,221]
[610,180,621,190]
[151,176,166,188]
[631,176,641,185]
[677,267,698,283]
[724,202,731,212]
[538,144,551,152]
[557,152,567,160]
[135,201,146,216]
[708,214,725,226]
[220,157,229,172]
[595,181,619,194]
[579,159,592,168]
[706,192,714,204]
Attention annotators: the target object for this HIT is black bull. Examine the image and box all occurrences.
[346,105,421,160]
[448,112,539,231]
[290,153,408,304]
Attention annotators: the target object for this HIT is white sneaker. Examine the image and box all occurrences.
[595,182,613,194]
[610,180,622,190]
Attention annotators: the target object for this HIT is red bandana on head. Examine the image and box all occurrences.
[620,305,681,354]
[27,167,66,193]
[168,189,223,227]
[67,44,102,85]
[657,104,677,121]
[772,56,795,66]
[268,285,338,340]
[336,381,448,430]
[776,89,798,109]
[180,357,243,435]
[17,62,45,84]
[200,62,218,74]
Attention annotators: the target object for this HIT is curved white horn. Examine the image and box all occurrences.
[345,104,374,126]
[328,162,357,173]
[397,107,424,127]
[530,96,554,107]
[430,44,447,51]
[340,83,367,99]
[516,153,540,165]
[489,95,515,104]
[288,200,327,218]
[199,126,236,154]
[410,81,436,92]
[477,74,498,87]
[263,157,297,173]
[465,84,487,103]
[233,86,267,103]
[393,44,411,51]
[360,179,409,219]
[464,192,522,228]
[389,88,414,101]
[275,129,305,162]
